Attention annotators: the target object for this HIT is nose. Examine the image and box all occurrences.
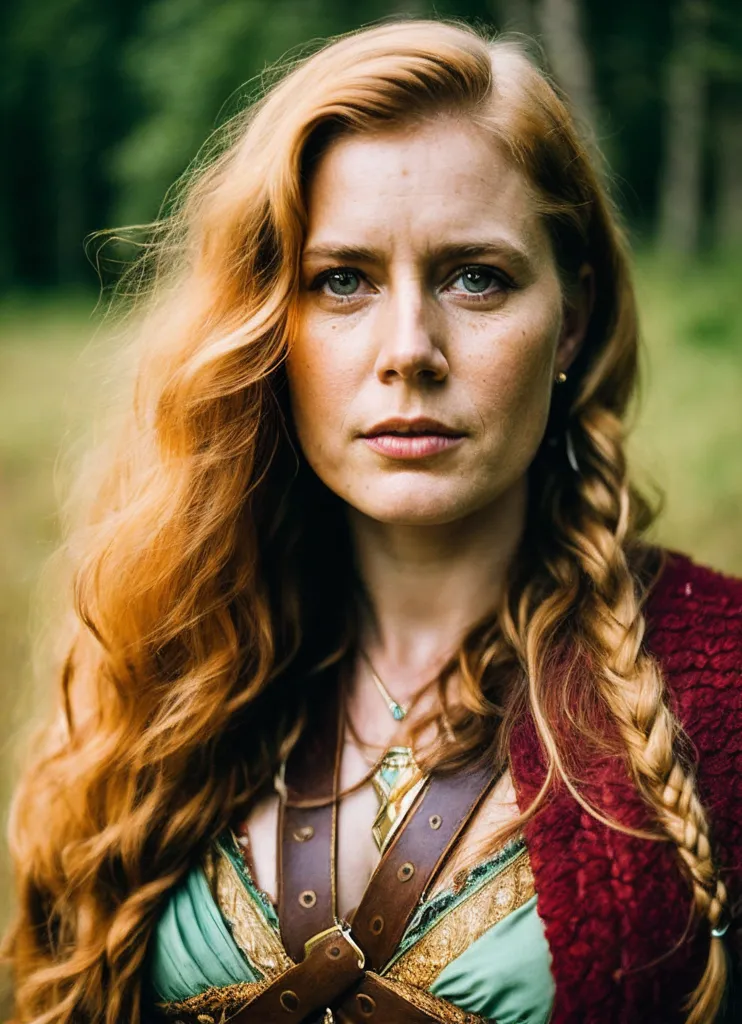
[373,281,448,385]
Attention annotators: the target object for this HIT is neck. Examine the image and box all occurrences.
[347,478,527,701]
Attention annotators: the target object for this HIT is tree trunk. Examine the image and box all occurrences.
[713,104,742,248]
[535,0,599,134]
[656,0,708,257]
[491,0,537,35]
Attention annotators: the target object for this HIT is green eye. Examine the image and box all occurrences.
[326,270,361,296]
[456,267,497,294]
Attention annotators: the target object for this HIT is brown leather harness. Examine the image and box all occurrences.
[208,691,498,1023]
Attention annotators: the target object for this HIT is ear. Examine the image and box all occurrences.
[555,263,594,375]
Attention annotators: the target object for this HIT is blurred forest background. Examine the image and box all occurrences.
[1,0,741,1012]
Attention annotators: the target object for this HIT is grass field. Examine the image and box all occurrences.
[0,251,740,1002]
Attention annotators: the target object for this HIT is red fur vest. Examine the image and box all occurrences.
[510,551,742,1022]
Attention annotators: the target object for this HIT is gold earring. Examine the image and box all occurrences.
[555,371,567,384]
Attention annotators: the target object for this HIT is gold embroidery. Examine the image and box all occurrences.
[385,850,535,989]
[368,973,488,1023]
[208,843,294,979]
[156,979,270,1020]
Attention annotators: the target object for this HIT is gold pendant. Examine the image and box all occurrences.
[371,746,427,853]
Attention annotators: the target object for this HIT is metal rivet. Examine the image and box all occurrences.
[429,814,442,830]
[279,990,300,1012]
[299,889,317,908]
[293,825,315,842]
[326,944,342,959]
[370,914,384,934]
[397,861,415,882]
[356,993,376,1016]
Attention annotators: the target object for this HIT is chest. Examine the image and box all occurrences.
[242,746,520,921]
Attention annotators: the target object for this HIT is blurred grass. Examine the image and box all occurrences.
[0,293,102,1013]
[0,294,100,856]
[0,251,740,1002]
[629,249,742,571]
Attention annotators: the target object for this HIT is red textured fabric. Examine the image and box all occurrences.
[510,551,742,1023]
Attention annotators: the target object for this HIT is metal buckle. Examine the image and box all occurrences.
[303,922,366,969]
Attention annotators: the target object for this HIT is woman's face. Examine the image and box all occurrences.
[287,117,589,526]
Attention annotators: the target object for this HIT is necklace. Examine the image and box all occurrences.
[358,648,458,743]
[344,702,427,853]
[360,648,408,721]
[370,745,426,853]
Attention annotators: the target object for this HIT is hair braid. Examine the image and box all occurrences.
[561,404,728,1022]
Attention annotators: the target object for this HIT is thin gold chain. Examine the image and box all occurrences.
[359,648,410,720]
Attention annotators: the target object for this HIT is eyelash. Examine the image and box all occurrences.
[309,265,515,302]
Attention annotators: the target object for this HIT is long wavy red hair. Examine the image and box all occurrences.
[2,19,728,1024]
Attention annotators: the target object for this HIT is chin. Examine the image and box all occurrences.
[345,480,487,527]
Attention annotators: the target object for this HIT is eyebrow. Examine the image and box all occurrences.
[302,240,535,277]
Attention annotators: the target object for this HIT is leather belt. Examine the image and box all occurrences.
[176,673,500,1023]
[278,685,346,962]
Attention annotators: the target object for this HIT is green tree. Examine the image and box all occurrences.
[110,0,426,227]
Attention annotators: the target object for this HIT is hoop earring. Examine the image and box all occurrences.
[565,429,580,474]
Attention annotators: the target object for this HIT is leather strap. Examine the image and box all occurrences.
[335,971,482,1023]
[225,924,365,1024]
[220,964,472,1024]
[278,685,345,962]
[348,757,496,970]
[221,758,496,1024]
[278,673,498,970]
[210,677,500,1024]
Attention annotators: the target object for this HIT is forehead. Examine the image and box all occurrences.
[303,117,548,259]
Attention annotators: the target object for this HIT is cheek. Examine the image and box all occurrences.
[465,304,560,449]
[285,330,357,456]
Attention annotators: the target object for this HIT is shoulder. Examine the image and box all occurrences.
[645,548,742,685]
[644,549,741,777]
[646,551,742,867]
[647,547,742,617]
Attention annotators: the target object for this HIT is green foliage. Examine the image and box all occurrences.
[2,0,742,288]
[111,0,352,225]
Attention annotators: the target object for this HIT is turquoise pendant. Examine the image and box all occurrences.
[391,702,406,721]
[371,746,425,852]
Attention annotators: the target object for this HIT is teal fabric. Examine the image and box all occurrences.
[149,832,554,1023]
[149,859,263,1003]
[430,896,554,1024]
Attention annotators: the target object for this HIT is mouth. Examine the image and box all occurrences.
[362,417,464,439]
[360,418,465,460]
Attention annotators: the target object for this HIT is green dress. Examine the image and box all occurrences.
[147,830,554,1023]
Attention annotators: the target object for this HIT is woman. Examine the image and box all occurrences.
[3,18,741,1024]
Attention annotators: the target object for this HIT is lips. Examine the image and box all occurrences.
[362,417,463,439]
[360,417,465,460]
